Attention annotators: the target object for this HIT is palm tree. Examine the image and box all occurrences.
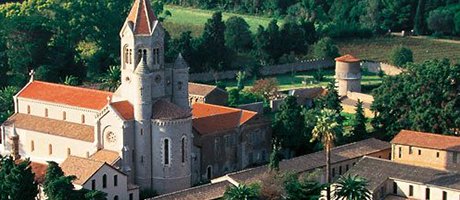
[333,175,371,200]
[311,109,342,200]
[99,66,121,92]
[223,184,259,200]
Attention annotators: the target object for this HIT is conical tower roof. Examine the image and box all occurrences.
[126,0,157,35]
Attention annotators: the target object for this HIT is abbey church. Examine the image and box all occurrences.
[0,0,272,199]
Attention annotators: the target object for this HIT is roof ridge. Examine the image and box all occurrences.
[189,82,217,88]
[32,81,113,95]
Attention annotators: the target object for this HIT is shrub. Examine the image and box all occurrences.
[390,46,413,67]
[427,8,455,35]
[318,22,373,39]
[313,37,340,59]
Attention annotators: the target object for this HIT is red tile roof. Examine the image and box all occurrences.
[189,82,225,97]
[3,113,95,142]
[391,130,460,152]
[335,54,361,63]
[18,81,112,110]
[111,101,134,120]
[127,0,157,35]
[192,103,257,135]
[30,162,47,184]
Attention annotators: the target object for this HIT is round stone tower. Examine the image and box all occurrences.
[335,54,362,96]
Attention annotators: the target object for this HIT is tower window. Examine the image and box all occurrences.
[114,175,118,187]
[31,140,35,152]
[128,49,132,64]
[124,46,129,65]
[102,174,107,188]
[153,48,160,65]
[143,49,147,61]
[206,166,212,180]
[164,138,170,165]
[181,137,186,163]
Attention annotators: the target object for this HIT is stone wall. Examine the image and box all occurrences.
[189,59,335,82]
[361,61,403,76]
[238,102,264,114]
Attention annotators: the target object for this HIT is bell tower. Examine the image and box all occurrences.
[119,0,166,189]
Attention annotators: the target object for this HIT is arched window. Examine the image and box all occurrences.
[153,48,160,65]
[123,45,129,65]
[44,108,48,117]
[81,115,85,124]
[27,105,31,114]
[62,111,66,120]
[48,144,53,155]
[128,49,133,64]
[91,179,96,190]
[137,49,143,63]
[102,174,107,188]
[142,49,147,61]
[181,137,186,163]
[67,148,71,156]
[114,196,118,200]
[164,138,170,165]
[206,166,212,180]
[31,140,35,152]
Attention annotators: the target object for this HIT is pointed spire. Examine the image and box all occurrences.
[135,57,148,74]
[126,0,158,35]
[174,53,188,69]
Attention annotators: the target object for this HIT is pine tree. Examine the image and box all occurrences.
[0,156,15,200]
[351,100,368,141]
[268,143,281,172]
[44,161,76,200]
[200,11,230,72]
[317,80,343,115]
[5,159,38,200]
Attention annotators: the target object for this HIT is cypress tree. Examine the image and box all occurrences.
[351,99,368,141]
[5,159,38,200]
[414,0,427,35]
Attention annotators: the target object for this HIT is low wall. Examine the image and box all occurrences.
[361,61,403,76]
[189,59,335,82]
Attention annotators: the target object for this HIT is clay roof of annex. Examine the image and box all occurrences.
[89,150,120,165]
[3,113,94,142]
[60,156,107,185]
[18,81,112,110]
[189,82,226,97]
[192,103,258,135]
[392,130,460,152]
[225,138,390,184]
[151,180,233,200]
[335,54,361,63]
[152,99,191,120]
[345,156,460,192]
[111,101,134,120]
[126,0,157,35]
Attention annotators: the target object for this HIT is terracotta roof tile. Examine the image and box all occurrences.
[291,87,325,99]
[189,82,223,97]
[3,113,94,142]
[227,138,390,184]
[127,0,157,35]
[335,54,361,63]
[60,156,105,185]
[111,101,134,120]
[152,100,191,120]
[89,150,120,165]
[192,103,257,135]
[346,156,460,192]
[18,81,112,110]
[152,180,232,200]
[30,162,48,184]
[391,130,460,151]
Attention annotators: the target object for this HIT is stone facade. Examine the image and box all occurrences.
[335,55,362,97]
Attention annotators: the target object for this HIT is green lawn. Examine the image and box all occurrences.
[163,5,277,37]
[214,69,382,91]
[336,36,460,64]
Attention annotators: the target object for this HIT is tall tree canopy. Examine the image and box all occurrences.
[372,59,460,138]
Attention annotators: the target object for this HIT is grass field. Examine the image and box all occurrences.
[216,69,382,91]
[163,5,276,37]
[336,36,460,64]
